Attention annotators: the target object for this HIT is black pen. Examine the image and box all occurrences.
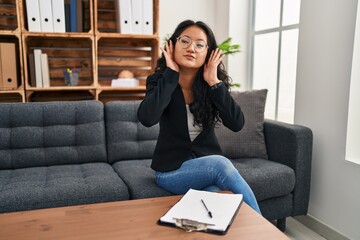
[201,199,213,218]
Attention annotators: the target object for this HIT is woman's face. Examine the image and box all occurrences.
[174,26,208,70]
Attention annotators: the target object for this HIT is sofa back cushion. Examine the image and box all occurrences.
[215,89,268,159]
[105,101,159,164]
[0,101,107,170]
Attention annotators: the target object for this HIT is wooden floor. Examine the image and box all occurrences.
[285,217,327,240]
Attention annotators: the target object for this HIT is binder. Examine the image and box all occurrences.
[33,49,43,87]
[69,0,77,32]
[39,0,54,32]
[131,0,143,34]
[158,189,243,235]
[0,43,18,90]
[41,53,50,87]
[142,0,153,34]
[51,0,66,33]
[25,0,42,32]
[116,0,132,33]
[64,0,71,32]
[28,53,37,87]
[115,0,121,32]
[76,0,83,32]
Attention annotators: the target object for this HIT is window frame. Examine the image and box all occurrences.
[249,0,300,121]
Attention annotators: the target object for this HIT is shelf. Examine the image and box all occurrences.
[0,0,18,32]
[0,88,24,94]
[0,0,159,102]
[26,89,95,102]
[23,35,95,88]
[96,32,159,40]
[0,33,24,91]
[25,86,96,91]
[0,91,24,102]
[97,89,145,103]
[95,0,117,33]
[96,36,158,87]
[98,86,146,91]
[22,31,94,38]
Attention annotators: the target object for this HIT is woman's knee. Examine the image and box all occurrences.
[211,155,236,171]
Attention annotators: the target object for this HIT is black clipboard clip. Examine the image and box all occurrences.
[173,218,215,232]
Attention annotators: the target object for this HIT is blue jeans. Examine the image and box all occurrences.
[155,155,261,214]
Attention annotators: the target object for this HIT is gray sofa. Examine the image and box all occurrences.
[0,100,312,231]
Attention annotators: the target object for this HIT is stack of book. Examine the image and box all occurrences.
[115,0,153,34]
[25,0,83,33]
[28,49,50,88]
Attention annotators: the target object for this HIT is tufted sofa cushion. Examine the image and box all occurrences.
[0,163,129,213]
[231,158,295,202]
[0,101,107,169]
[105,101,159,164]
[112,159,172,199]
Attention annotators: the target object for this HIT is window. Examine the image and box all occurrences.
[250,0,301,123]
[346,0,360,165]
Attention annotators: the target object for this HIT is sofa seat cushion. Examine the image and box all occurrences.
[231,158,295,202]
[112,159,172,199]
[0,163,129,213]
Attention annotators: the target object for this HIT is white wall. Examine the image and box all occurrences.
[295,0,360,239]
[159,0,217,48]
[159,0,248,88]
[228,0,251,89]
[346,0,360,165]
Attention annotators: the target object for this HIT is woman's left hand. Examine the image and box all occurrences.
[203,48,225,86]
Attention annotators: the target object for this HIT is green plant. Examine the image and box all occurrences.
[218,38,241,88]
[218,37,241,55]
[230,83,241,88]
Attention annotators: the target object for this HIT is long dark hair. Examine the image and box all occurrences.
[155,20,232,129]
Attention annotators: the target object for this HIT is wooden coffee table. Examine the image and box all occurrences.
[0,195,288,239]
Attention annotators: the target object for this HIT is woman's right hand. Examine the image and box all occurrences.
[160,40,179,72]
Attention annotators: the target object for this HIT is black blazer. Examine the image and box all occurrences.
[137,68,244,172]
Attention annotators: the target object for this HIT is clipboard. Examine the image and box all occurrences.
[157,189,243,235]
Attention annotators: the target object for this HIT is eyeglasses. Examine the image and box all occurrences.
[176,36,208,53]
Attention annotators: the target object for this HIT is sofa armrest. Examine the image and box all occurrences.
[263,119,313,216]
